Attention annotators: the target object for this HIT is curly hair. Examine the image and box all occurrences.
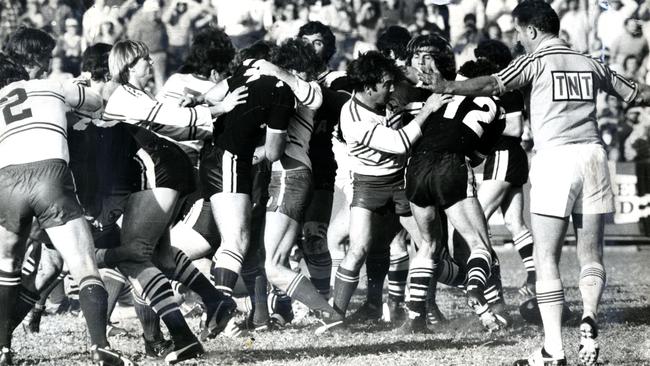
[297,21,336,63]
[346,51,403,92]
[377,25,411,61]
[270,38,323,81]
[407,34,456,81]
[457,58,500,79]
[179,27,235,77]
[474,39,513,71]
[512,0,560,36]
[0,53,29,88]
[3,27,55,69]
[81,43,113,82]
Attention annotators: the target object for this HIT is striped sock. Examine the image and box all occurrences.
[365,251,389,306]
[304,251,332,298]
[330,249,345,287]
[388,253,409,303]
[332,267,360,315]
[537,279,565,355]
[514,230,535,283]
[484,253,503,304]
[253,275,269,326]
[436,255,465,287]
[579,263,606,320]
[211,247,243,296]
[0,270,21,348]
[100,268,127,319]
[133,289,162,341]
[466,248,492,293]
[78,276,109,347]
[9,286,39,331]
[407,259,436,319]
[66,274,79,301]
[286,273,338,315]
[241,262,262,305]
[135,271,193,342]
[269,286,292,320]
[171,248,223,302]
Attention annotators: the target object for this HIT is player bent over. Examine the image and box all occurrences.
[0,28,133,366]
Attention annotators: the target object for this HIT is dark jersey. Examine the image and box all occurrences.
[494,89,525,150]
[215,66,295,159]
[309,87,350,170]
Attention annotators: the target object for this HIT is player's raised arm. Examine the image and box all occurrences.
[62,80,103,113]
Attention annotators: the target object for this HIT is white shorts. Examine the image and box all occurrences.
[529,144,614,217]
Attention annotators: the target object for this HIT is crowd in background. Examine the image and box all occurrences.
[2,0,650,161]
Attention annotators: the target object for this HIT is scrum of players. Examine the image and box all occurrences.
[1,1,649,365]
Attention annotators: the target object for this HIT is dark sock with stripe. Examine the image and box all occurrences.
[170,248,223,303]
[466,248,492,294]
[141,272,194,342]
[133,290,162,341]
[514,230,536,284]
[0,270,21,348]
[407,259,435,318]
[304,251,332,297]
[240,261,261,306]
[388,253,409,303]
[253,275,269,326]
[9,286,39,331]
[211,247,243,297]
[270,286,292,318]
[285,273,339,316]
[101,269,127,319]
[332,267,360,315]
[365,252,389,307]
[78,276,110,347]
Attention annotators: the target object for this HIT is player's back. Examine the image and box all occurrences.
[216,66,295,159]
[0,79,75,168]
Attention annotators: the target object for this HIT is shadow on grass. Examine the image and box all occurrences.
[603,305,650,325]
[223,337,518,363]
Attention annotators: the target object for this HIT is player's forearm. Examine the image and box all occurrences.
[633,83,650,106]
[433,76,501,96]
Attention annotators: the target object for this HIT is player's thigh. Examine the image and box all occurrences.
[121,188,178,249]
[477,179,510,219]
[501,186,528,233]
[264,211,300,268]
[444,197,490,247]
[170,222,214,259]
[572,213,605,266]
[45,217,99,278]
[209,192,252,244]
[346,206,377,268]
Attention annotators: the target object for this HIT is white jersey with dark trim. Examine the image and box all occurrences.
[273,79,322,171]
[493,37,638,151]
[0,78,102,168]
[156,73,216,160]
[339,94,422,176]
[103,83,212,141]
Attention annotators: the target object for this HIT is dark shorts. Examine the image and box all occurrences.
[351,170,411,216]
[406,151,476,209]
[483,141,529,187]
[0,159,84,233]
[134,141,196,197]
[180,198,221,249]
[311,160,336,192]
[266,169,313,222]
[86,192,129,250]
[200,143,253,198]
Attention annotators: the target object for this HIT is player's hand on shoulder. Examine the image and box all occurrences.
[252,60,280,77]
[221,85,249,113]
[423,93,452,113]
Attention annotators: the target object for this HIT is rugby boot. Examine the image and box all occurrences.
[346,301,382,324]
[314,310,344,335]
[199,296,237,340]
[143,335,173,359]
[384,299,407,325]
[425,301,447,326]
[467,288,501,332]
[398,313,429,334]
[513,348,567,366]
[90,345,136,366]
[164,337,204,365]
[578,316,600,366]
[22,307,43,333]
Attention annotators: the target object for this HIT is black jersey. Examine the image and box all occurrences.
[494,89,525,150]
[215,65,295,159]
[309,87,350,168]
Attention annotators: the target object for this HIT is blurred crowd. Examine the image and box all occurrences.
[2,0,650,161]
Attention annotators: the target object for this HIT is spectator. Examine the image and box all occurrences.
[624,107,650,161]
[266,0,306,44]
[353,1,383,57]
[483,21,502,42]
[596,0,638,49]
[559,0,590,53]
[19,0,46,29]
[484,0,517,24]
[380,0,407,27]
[40,0,74,35]
[424,0,449,38]
[47,54,74,80]
[81,0,122,49]
[611,18,648,67]
[126,0,168,92]
[96,18,122,45]
[316,0,354,66]
[162,0,213,74]
[211,0,271,48]
[58,17,83,73]
[598,94,624,160]
[453,13,480,66]
[407,2,444,37]
[447,0,485,44]
[0,0,22,45]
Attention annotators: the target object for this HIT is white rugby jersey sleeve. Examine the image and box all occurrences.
[62,80,102,113]
[341,108,422,155]
[293,80,323,110]
[493,54,538,94]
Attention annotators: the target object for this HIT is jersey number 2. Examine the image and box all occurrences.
[1,88,33,124]
[443,95,497,137]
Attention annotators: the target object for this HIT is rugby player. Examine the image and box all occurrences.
[423,1,650,364]
[327,51,451,333]
[0,27,133,365]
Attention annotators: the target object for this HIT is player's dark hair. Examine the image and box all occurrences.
[457,58,499,78]
[297,21,336,62]
[271,38,324,81]
[407,34,456,81]
[0,53,29,88]
[229,40,274,74]
[511,0,560,36]
[474,39,513,71]
[376,25,411,61]
[3,27,56,68]
[179,27,235,77]
[81,43,112,81]
[346,51,403,92]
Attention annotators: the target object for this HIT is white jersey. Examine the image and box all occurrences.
[103,83,212,139]
[272,78,322,171]
[156,73,216,160]
[0,79,102,168]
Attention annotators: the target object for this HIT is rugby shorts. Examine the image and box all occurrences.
[178,198,220,249]
[483,141,529,187]
[351,170,411,216]
[406,151,476,209]
[529,144,614,217]
[0,159,84,233]
[133,140,196,197]
[266,169,313,222]
[200,142,253,198]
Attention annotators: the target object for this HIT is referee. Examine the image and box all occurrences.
[424,1,650,365]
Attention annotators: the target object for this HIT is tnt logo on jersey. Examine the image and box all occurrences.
[552,71,594,101]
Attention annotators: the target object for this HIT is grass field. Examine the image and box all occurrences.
[10,245,650,366]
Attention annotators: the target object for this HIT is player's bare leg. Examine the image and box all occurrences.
[327,184,351,285]
[574,213,606,366]
[302,189,334,298]
[387,229,409,323]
